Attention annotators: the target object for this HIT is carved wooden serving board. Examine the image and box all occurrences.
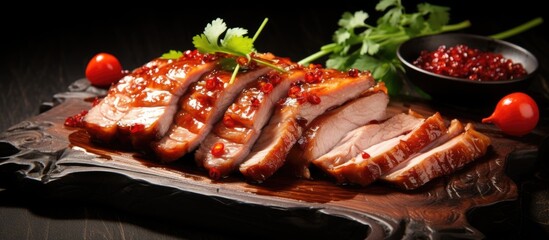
[0,79,542,239]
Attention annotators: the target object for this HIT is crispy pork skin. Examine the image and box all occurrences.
[152,54,283,162]
[83,58,171,143]
[334,112,447,186]
[382,123,491,190]
[286,85,389,179]
[312,111,424,180]
[196,65,303,179]
[239,68,376,182]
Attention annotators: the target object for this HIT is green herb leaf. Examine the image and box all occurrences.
[222,35,254,56]
[338,11,368,30]
[161,50,184,59]
[299,0,472,96]
[375,0,399,11]
[334,28,351,44]
[192,18,254,56]
[203,18,227,46]
[191,18,283,84]
[418,3,450,31]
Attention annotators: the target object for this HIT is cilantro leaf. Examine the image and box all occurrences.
[222,36,254,56]
[203,18,227,46]
[192,19,254,56]
[299,0,471,96]
[223,28,248,42]
[338,11,368,30]
[326,55,351,70]
[418,3,450,31]
[360,39,380,55]
[334,28,351,44]
[161,50,183,59]
[192,34,218,54]
[378,8,403,26]
[375,0,399,11]
[190,18,283,84]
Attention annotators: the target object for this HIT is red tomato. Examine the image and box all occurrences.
[482,92,539,137]
[85,53,124,87]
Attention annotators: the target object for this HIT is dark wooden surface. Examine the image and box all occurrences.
[1,2,548,239]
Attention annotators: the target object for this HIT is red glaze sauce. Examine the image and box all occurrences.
[413,44,527,81]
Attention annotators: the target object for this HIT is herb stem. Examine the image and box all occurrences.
[298,49,331,65]
[229,64,240,84]
[253,58,287,72]
[320,43,338,51]
[440,20,471,32]
[489,17,543,39]
[252,18,269,42]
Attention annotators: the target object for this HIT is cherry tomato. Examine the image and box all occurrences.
[482,92,539,137]
[85,53,124,88]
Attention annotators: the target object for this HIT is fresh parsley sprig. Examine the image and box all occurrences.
[193,18,284,84]
[299,0,471,95]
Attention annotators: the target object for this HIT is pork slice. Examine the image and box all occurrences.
[83,58,170,143]
[312,111,424,180]
[116,56,217,149]
[334,112,447,186]
[239,68,376,183]
[196,67,304,179]
[382,123,490,190]
[152,57,276,162]
[286,84,389,179]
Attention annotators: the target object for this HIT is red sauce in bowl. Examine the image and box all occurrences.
[413,44,527,81]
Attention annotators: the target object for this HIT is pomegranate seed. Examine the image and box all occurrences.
[64,117,75,127]
[268,72,281,85]
[308,63,322,69]
[205,77,218,90]
[203,53,218,62]
[348,68,359,77]
[413,44,527,81]
[236,56,248,66]
[305,72,316,83]
[64,110,88,128]
[223,115,235,128]
[288,86,301,98]
[251,97,260,108]
[211,142,225,157]
[361,152,370,159]
[261,82,273,93]
[297,92,308,104]
[307,93,321,104]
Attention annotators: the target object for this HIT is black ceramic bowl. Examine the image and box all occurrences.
[397,33,538,104]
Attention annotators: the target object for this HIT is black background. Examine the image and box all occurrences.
[1,1,548,239]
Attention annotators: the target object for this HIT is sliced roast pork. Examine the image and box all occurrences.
[84,58,171,143]
[195,64,303,179]
[285,83,389,179]
[312,111,424,180]
[238,67,376,182]
[84,51,219,146]
[333,112,447,186]
[152,54,283,162]
[117,54,219,149]
[382,123,490,190]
